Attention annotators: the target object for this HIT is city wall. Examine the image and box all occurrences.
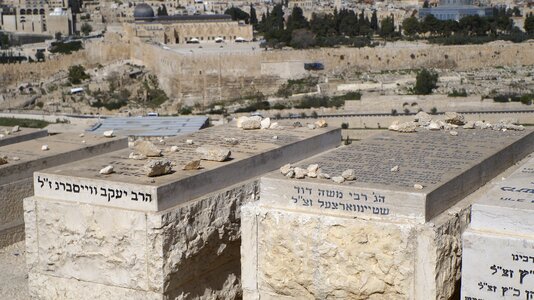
[131,40,534,105]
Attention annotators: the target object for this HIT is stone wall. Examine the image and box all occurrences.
[131,41,534,105]
[241,191,472,300]
[24,179,260,299]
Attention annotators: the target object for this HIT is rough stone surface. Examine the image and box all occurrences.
[99,165,114,175]
[182,160,201,170]
[134,141,162,157]
[195,146,231,162]
[341,169,356,180]
[143,159,172,177]
[241,119,261,130]
[444,112,466,125]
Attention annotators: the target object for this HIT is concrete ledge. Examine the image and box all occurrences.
[0,128,48,147]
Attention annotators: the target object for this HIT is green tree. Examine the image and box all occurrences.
[370,10,378,31]
[0,32,9,49]
[55,32,62,41]
[81,22,92,36]
[68,65,90,84]
[525,13,534,34]
[35,50,45,62]
[380,16,395,38]
[224,7,250,23]
[250,4,258,27]
[414,69,439,95]
[157,4,168,16]
[403,17,420,36]
[423,0,429,8]
[287,6,309,31]
[290,29,316,48]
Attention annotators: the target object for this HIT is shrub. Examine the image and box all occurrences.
[391,109,398,116]
[341,122,349,129]
[414,69,439,95]
[448,88,468,97]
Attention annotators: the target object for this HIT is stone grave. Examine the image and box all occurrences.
[0,126,47,147]
[241,128,534,299]
[23,123,341,299]
[0,133,127,248]
[461,156,534,300]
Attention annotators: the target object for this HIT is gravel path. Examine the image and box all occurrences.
[0,241,29,300]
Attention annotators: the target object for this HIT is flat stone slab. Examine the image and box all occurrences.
[462,229,534,300]
[0,127,48,147]
[470,157,534,236]
[260,129,534,222]
[0,133,127,185]
[33,124,341,212]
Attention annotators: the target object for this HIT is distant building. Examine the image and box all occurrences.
[124,3,253,44]
[0,7,73,35]
[419,0,493,21]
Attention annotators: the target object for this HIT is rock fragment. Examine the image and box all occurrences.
[389,121,417,133]
[307,124,316,130]
[314,119,328,128]
[144,159,173,177]
[99,165,114,175]
[286,170,295,178]
[318,171,331,179]
[129,152,147,160]
[196,146,231,162]
[463,121,476,129]
[427,120,441,131]
[241,119,261,130]
[182,160,201,170]
[186,139,194,145]
[332,176,345,183]
[103,130,114,137]
[269,122,279,129]
[342,169,356,181]
[79,133,85,137]
[391,165,399,172]
[11,126,20,133]
[307,164,319,173]
[450,131,458,136]
[170,146,179,152]
[260,118,271,129]
[12,157,20,161]
[444,112,466,125]
[41,145,49,151]
[280,164,293,175]
[224,138,239,145]
[236,116,248,128]
[294,167,308,179]
[414,111,432,125]
[134,141,162,157]
[414,184,424,190]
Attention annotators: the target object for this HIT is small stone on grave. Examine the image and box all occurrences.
[413,184,424,190]
[444,112,466,125]
[144,159,173,177]
[294,167,308,179]
[41,145,49,151]
[463,121,476,129]
[186,139,194,145]
[182,160,201,170]
[99,165,114,175]
[450,131,458,136]
[260,118,271,129]
[270,122,279,129]
[280,164,293,175]
[307,124,316,130]
[12,157,20,161]
[11,125,20,133]
[332,176,345,183]
[428,121,441,130]
[272,136,278,140]
[224,138,239,145]
[414,111,432,125]
[242,118,261,130]
[79,133,85,137]
[318,171,331,179]
[196,146,231,162]
[286,170,295,178]
[391,165,399,172]
[134,141,162,157]
[129,152,147,160]
[315,119,328,128]
[342,169,356,181]
[103,130,114,137]
[236,116,248,128]
[170,146,179,152]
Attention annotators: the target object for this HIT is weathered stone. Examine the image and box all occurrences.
[11,126,20,133]
[143,159,173,177]
[182,160,201,170]
[103,130,114,137]
[236,116,248,128]
[342,169,356,181]
[332,176,345,183]
[41,145,49,151]
[134,141,162,157]
[444,112,466,125]
[415,111,432,125]
[241,119,261,130]
[195,146,231,162]
[463,121,476,129]
[129,152,147,160]
[413,184,424,190]
[260,118,271,129]
[99,165,114,175]
[428,120,442,130]
[314,119,328,128]
[294,167,308,179]
[280,164,293,175]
